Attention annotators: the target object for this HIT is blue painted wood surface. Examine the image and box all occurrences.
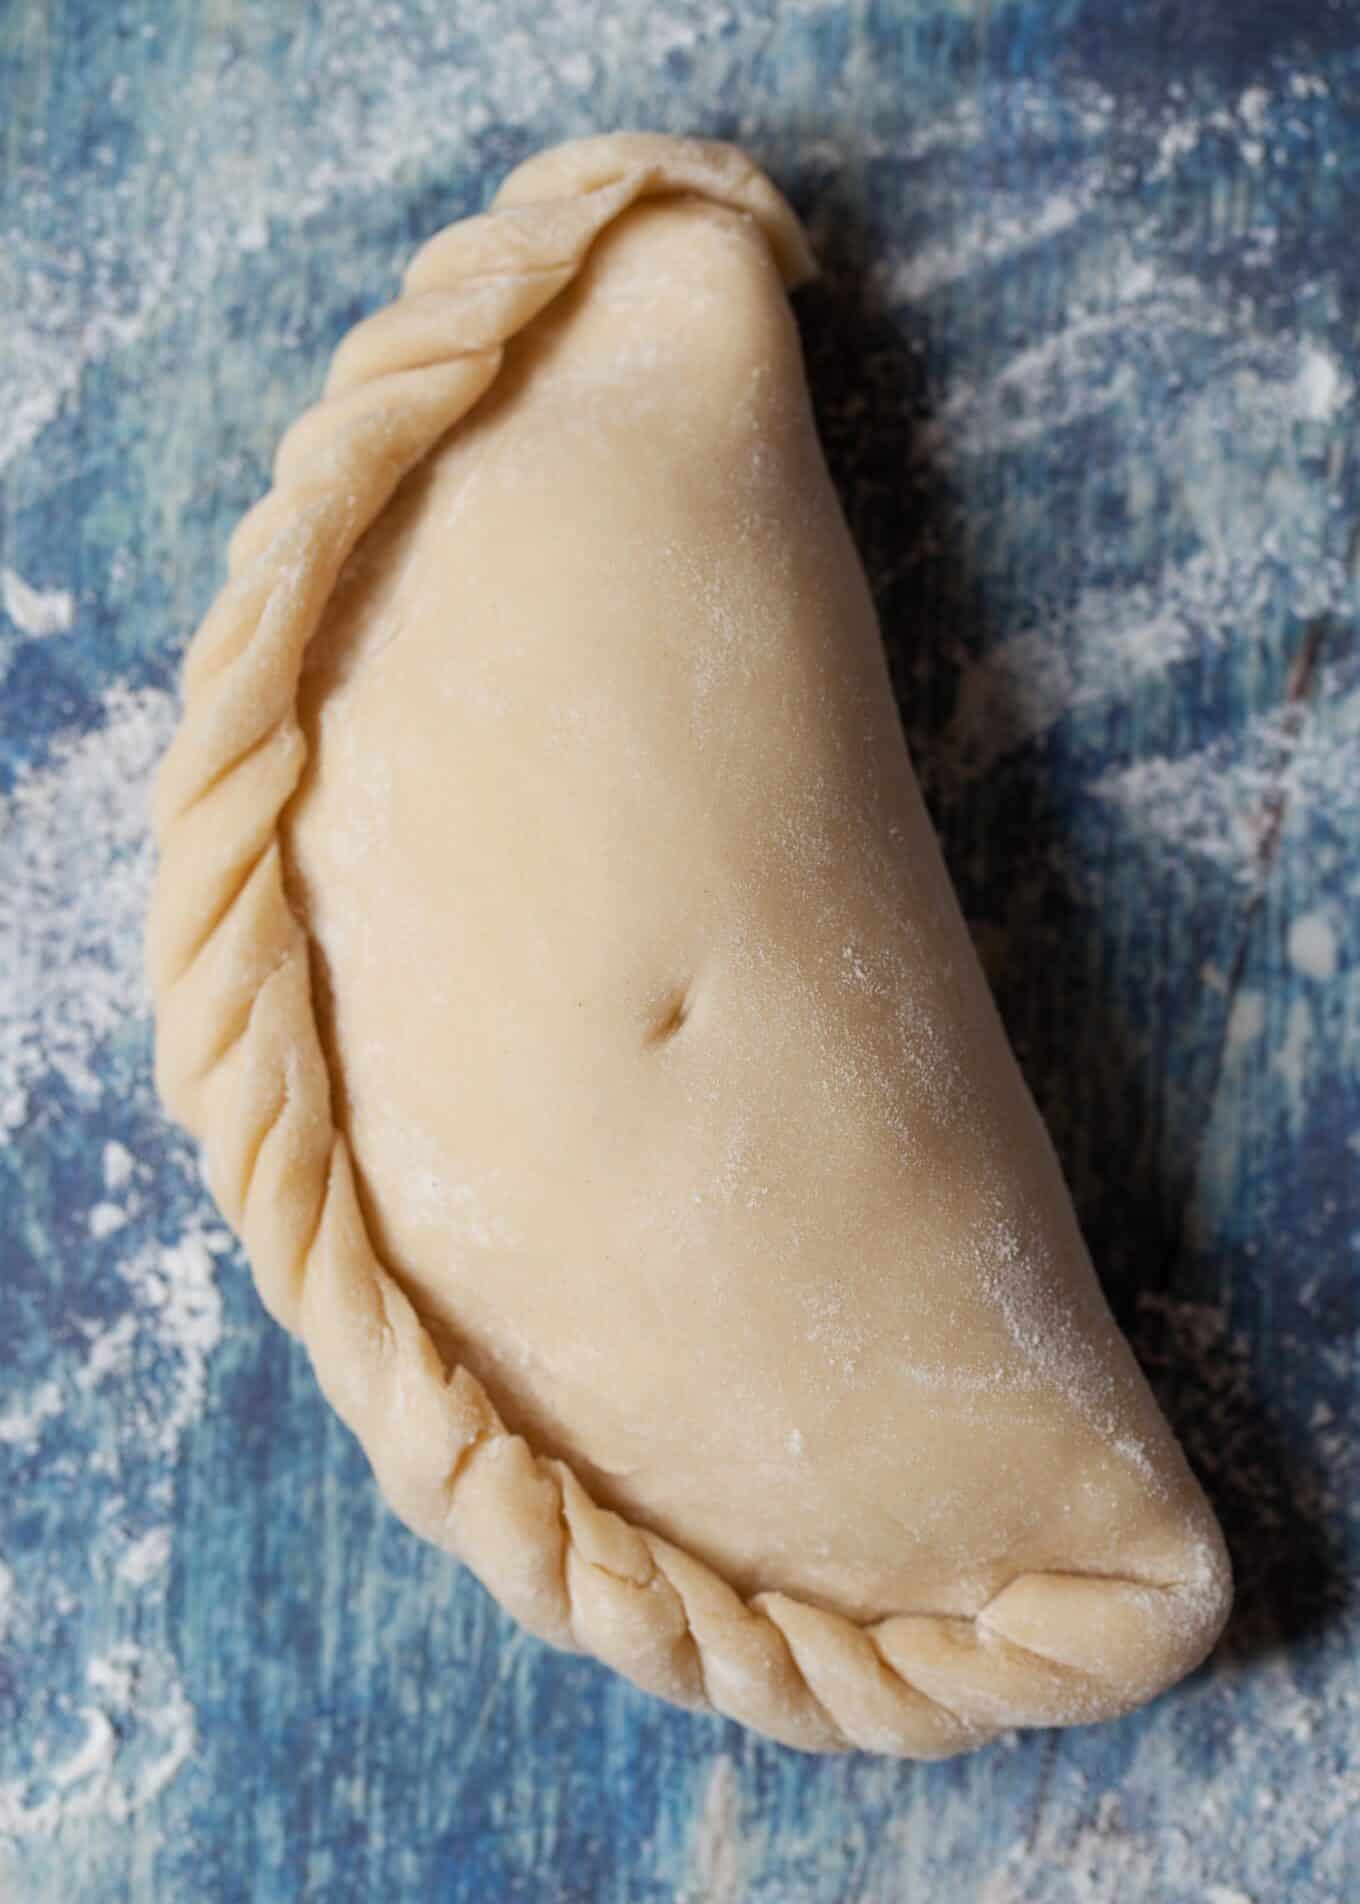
[2,2,1357,1898]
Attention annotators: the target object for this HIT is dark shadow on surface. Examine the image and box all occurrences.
[779,163,1351,1671]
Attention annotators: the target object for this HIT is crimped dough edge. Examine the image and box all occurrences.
[146,133,1230,1757]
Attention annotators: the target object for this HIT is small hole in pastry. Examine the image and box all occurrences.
[647,986,691,1046]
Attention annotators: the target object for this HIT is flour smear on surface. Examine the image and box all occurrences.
[1,567,75,640]
[0,684,172,1131]
[0,680,230,1852]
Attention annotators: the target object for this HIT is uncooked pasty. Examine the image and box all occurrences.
[147,133,1231,1756]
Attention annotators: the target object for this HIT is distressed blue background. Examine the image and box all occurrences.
[2,2,1358,1899]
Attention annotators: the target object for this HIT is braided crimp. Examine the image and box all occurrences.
[147,134,1226,1756]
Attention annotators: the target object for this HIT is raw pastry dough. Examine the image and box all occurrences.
[148,133,1231,1756]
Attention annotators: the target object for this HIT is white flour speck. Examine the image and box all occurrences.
[1294,343,1349,421]
[103,1140,135,1190]
[0,1381,64,1451]
[1,568,74,639]
[1272,996,1314,1126]
[1287,912,1338,981]
[117,1528,172,1588]
[1226,991,1266,1053]
[1239,86,1270,135]
[74,1314,138,1393]
[88,1202,128,1238]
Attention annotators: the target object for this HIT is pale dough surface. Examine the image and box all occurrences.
[149,135,1231,1754]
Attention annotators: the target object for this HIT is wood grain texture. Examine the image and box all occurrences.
[1,1,1356,1898]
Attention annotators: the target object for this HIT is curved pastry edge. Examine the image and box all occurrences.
[146,132,1231,1757]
